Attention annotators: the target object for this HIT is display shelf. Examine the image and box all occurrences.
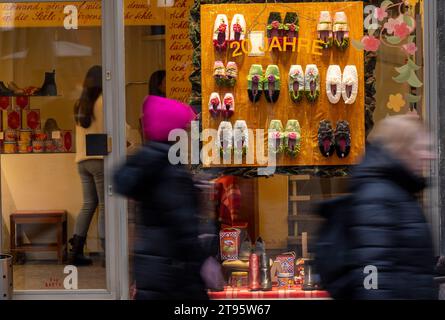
[288,215,324,222]
[208,286,330,300]
[287,236,315,245]
[0,95,62,98]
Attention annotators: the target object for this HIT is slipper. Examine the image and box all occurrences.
[317,11,333,49]
[209,92,222,118]
[342,65,358,104]
[230,14,246,43]
[333,12,349,50]
[335,120,351,158]
[305,65,320,103]
[288,65,304,103]
[283,12,299,47]
[318,120,335,157]
[226,61,238,87]
[247,64,264,103]
[326,65,342,104]
[222,93,235,119]
[264,65,280,103]
[213,61,226,87]
[233,120,249,156]
[216,121,233,158]
[268,120,284,154]
[284,120,301,157]
[213,14,229,51]
[266,12,283,46]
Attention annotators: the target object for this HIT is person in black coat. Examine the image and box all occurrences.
[344,115,437,299]
[114,96,211,300]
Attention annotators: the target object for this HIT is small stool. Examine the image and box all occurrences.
[10,210,67,264]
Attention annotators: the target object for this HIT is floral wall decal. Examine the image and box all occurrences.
[352,0,423,111]
[387,93,406,112]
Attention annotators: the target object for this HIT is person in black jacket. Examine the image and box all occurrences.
[344,114,437,299]
[114,96,217,300]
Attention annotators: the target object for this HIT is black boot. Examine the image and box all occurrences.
[0,81,15,96]
[35,70,57,96]
[68,234,92,266]
[260,253,272,291]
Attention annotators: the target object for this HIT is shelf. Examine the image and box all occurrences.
[288,215,324,222]
[289,175,311,181]
[11,244,62,252]
[0,95,61,98]
[288,236,315,245]
[142,34,165,41]
[289,193,350,202]
[1,152,75,155]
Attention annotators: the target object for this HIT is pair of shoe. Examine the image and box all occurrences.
[239,236,266,260]
[288,65,321,103]
[326,65,358,104]
[317,11,349,50]
[318,120,351,158]
[216,120,249,157]
[0,71,57,97]
[268,119,301,157]
[247,64,281,103]
[213,61,238,87]
[266,12,300,46]
[209,92,234,119]
[213,14,246,51]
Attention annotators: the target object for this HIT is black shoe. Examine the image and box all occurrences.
[259,253,272,291]
[0,81,15,96]
[68,234,93,266]
[254,237,265,256]
[35,70,57,96]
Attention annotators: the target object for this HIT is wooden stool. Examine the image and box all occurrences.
[10,210,67,264]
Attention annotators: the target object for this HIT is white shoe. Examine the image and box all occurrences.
[233,120,248,156]
[305,64,320,102]
[289,65,304,103]
[229,14,246,43]
[342,65,358,104]
[326,65,342,104]
[209,92,222,118]
[213,14,229,50]
[222,93,235,119]
[216,121,233,157]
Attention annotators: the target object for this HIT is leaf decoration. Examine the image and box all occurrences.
[386,36,401,45]
[381,0,394,9]
[393,59,423,88]
[405,93,422,103]
[403,14,414,28]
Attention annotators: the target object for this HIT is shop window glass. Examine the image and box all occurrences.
[124,0,427,300]
[0,1,106,291]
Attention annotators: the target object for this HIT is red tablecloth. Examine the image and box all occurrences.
[209,286,330,299]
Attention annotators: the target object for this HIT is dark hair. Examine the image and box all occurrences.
[149,70,166,97]
[74,65,103,128]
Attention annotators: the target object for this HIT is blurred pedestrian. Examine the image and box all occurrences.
[114,95,221,300]
[148,70,166,97]
[347,115,436,299]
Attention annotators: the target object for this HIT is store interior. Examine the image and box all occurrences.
[0,0,423,296]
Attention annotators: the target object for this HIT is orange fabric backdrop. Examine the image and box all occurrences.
[201,2,365,167]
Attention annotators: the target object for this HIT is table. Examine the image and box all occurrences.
[208,286,330,300]
[10,210,67,264]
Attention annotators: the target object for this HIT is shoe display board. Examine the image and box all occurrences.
[200,2,365,167]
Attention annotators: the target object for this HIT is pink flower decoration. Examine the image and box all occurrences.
[384,18,398,34]
[402,43,418,55]
[361,35,381,52]
[272,132,281,139]
[394,23,411,39]
[374,8,388,21]
[288,132,298,140]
